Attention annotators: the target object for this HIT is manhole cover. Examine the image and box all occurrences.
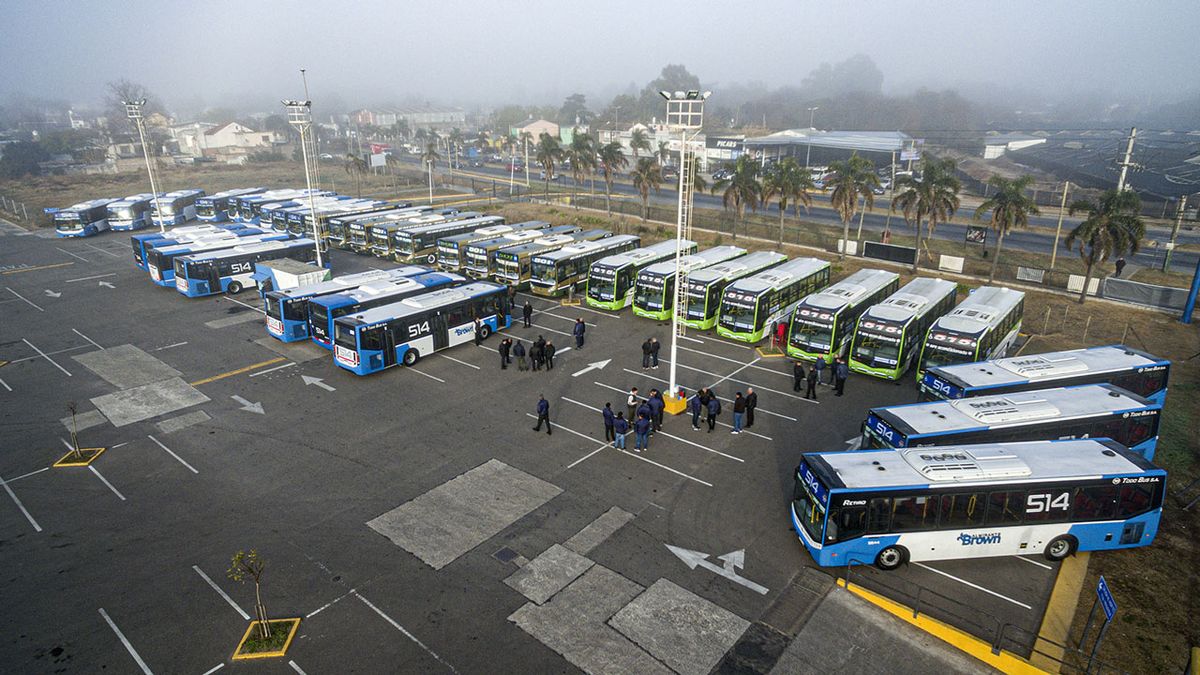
[493,547,519,563]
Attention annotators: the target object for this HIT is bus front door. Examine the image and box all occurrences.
[383,330,398,367]
[432,312,450,351]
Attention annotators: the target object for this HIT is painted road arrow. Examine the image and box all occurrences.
[665,544,769,595]
[230,395,264,415]
[98,281,115,288]
[571,358,612,378]
[44,290,61,298]
[301,375,336,392]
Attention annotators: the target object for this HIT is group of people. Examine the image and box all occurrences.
[499,336,556,371]
[792,356,850,398]
[640,337,661,369]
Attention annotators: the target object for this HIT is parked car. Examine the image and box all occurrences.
[506,161,525,172]
[661,165,679,180]
[712,168,733,181]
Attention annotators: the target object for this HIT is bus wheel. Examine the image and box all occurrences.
[479,325,491,340]
[227,281,243,295]
[1043,536,1076,562]
[402,349,420,367]
[427,254,437,265]
[874,546,907,571]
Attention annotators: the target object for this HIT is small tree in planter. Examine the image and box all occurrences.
[225,550,300,659]
[228,550,271,639]
[67,401,83,461]
[54,401,106,467]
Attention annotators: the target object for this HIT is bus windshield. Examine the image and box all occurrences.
[922,341,976,371]
[265,296,283,320]
[55,216,83,231]
[588,267,616,299]
[793,317,834,350]
[636,277,665,308]
[722,299,757,330]
[335,323,358,350]
[532,260,557,284]
[280,298,307,321]
[792,462,827,542]
[686,287,708,317]
[854,329,900,363]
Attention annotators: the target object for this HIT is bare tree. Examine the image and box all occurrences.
[104,79,163,132]
[227,550,271,639]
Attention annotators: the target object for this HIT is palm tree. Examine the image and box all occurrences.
[827,153,880,259]
[343,153,368,197]
[535,132,563,196]
[447,128,464,170]
[688,156,708,194]
[598,141,629,214]
[630,158,663,221]
[414,128,428,146]
[567,130,597,206]
[761,157,815,244]
[421,142,440,204]
[710,155,763,240]
[392,119,411,142]
[657,140,671,166]
[892,157,961,272]
[975,175,1040,282]
[474,130,491,153]
[629,128,651,162]
[1066,190,1145,304]
[519,130,535,185]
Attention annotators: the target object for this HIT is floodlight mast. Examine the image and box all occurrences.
[124,99,165,234]
[284,98,323,268]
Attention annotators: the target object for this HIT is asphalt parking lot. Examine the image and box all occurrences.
[1,220,1058,673]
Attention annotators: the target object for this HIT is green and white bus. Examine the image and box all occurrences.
[464,229,571,279]
[786,269,899,364]
[915,286,1025,380]
[360,210,466,257]
[632,246,747,321]
[716,257,832,343]
[530,234,640,296]
[329,207,433,250]
[848,277,958,380]
[436,221,550,272]
[586,240,698,311]
[495,229,610,287]
[680,251,787,330]
[393,215,503,264]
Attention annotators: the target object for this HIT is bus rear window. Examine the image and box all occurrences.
[335,324,357,349]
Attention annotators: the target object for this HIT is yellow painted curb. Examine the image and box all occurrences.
[836,579,1050,674]
[231,618,301,660]
[755,347,787,358]
[1,261,75,275]
[0,359,8,368]
[53,447,107,467]
[190,357,287,386]
[1030,552,1089,671]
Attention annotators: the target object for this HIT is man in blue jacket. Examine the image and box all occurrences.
[602,402,616,442]
[646,388,665,432]
[633,413,652,452]
[573,318,586,348]
[705,395,721,433]
[687,390,702,430]
[613,412,629,449]
[532,395,552,434]
[834,357,850,397]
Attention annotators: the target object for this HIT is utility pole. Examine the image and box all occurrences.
[300,69,321,188]
[1164,196,1187,272]
[1050,181,1070,269]
[1116,127,1137,192]
[124,100,166,234]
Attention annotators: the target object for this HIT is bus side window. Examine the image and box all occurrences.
[986,491,1022,524]
[939,493,985,528]
[1072,485,1118,521]
[828,504,867,543]
[890,495,937,531]
[866,498,891,533]
[1117,484,1153,517]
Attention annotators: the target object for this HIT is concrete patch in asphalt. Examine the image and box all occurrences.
[59,409,108,433]
[156,410,212,434]
[366,459,562,570]
[73,344,181,388]
[254,337,328,363]
[610,578,750,675]
[504,544,594,605]
[205,312,264,329]
[564,506,634,555]
[90,377,210,427]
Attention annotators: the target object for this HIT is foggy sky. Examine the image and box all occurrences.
[2,0,1197,114]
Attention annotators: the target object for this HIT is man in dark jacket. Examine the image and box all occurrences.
[573,318,586,348]
[641,338,653,369]
[688,391,702,430]
[647,389,665,432]
[633,414,652,452]
[834,357,849,396]
[793,361,806,392]
[805,364,819,400]
[532,395,551,434]
[636,399,653,427]
[745,388,758,428]
[499,338,511,369]
[814,355,830,385]
[531,336,546,370]
[522,301,534,328]
[514,339,528,371]
[473,318,483,346]
[545,341,556,370]
[705,395,721,433]
[650,338,661,369]
[602,403,615,441]
[613,412,629,449]
[731,392,746,434]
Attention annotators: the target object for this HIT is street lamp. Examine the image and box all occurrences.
[805,106,819,169]
[660,89,710,408]
[283,99,324,268]
[123,99,166,234]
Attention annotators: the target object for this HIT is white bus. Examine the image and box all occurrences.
[848,278,958,380]
[916,286,1025,380]
[530,234,640,296]
[107,194,156,231]
[633,246,747,321]
[716,257,831,343]
[585,240,698,311]
[680,251,788,330]
[150,189,206,226]
[54,198,119,238]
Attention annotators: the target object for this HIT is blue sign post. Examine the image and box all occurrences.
[1097,576,1118,621]
[1081,575,1119,671]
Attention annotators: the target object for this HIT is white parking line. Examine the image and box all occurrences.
[248,362,295,377]
[72,328,105,350]
[148,435,199,474]
[620,367,797,422]
[289,661,308,675]
[83,242,122,258]
[0,472,42,532]
[98,608,153,674]
[6,466,50,483]
[528,322,572,337]
[560,397,743,463]
[5,344,89,365]
[7,287,44,312]
[1016,556,1053,571]
[912,562,1032,610]
[223,295,265,314]
[438,353,480,370]
[567,443,608,469]
[66,273,116,283]
[90,466,126,501]
[517,291,613,318]
[193,565,250,619]
[537,309,597,327]
[22,338,71,376]
[55,246,90,262]
[153,341,187,351]
[661,358,818,405]
[409,368,445,383]
[355,592,459,674]
[307,587,356,618]
[200,664,225,675]
[0,377,10,392]
[677,345,792,378]
[590,381,774,441]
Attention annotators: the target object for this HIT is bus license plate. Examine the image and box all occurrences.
[266,318,284,335]
[335,345,359,366]
[149,265,160,281]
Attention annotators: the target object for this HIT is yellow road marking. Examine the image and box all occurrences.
[1,262,75,275]
[190,357,287,386]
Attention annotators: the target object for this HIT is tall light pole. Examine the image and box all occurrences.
[804,106,819,169]
[300,69,321,188]
[124,99,165,234]
[661,89,710,408]
[284,99,323,268]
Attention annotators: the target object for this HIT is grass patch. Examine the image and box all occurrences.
[232,618,300,660]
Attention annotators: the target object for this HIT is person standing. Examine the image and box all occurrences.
[641,337,653,369]
[522,301,534,328]
[613,412,629,449]
[473,317,483,346]
[637,398,653,428]
[813,355,828,386]
[514,339,528,371]
[602,402,616,441]
[793,360,806,392]
[805,363,819,400]
[775,321,789,350]
[650,338,661,369]
[532,395,552,434]
[647,389,665,432]
[573,318,586,348]
[545,341,556,370]
[732,392,746,434]
[532,335,546,370]
[499,338,510,370]
[633,413,652,452]
[626,387,640,420]
[688,391,702,431]
[1115,256,1126,278]
[834,357,849,397]
[705,395,721,433]
[745,388,758,428]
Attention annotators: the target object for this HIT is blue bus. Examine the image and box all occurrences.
[861,383,1161,460]
[107,194,156,231]
[333,281,511,375]
[920,345,1171,406]
[286,199,399,239]
[145,232,291,285]
[233,189,332,224]
[174,238,324,297]
[131,224,265,270]
[53,199,120,237]
[307,272,465,349]
[196,188,266,222]
[791,438,1164,570]
[150,189,206,226]
[263,266,430,342]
